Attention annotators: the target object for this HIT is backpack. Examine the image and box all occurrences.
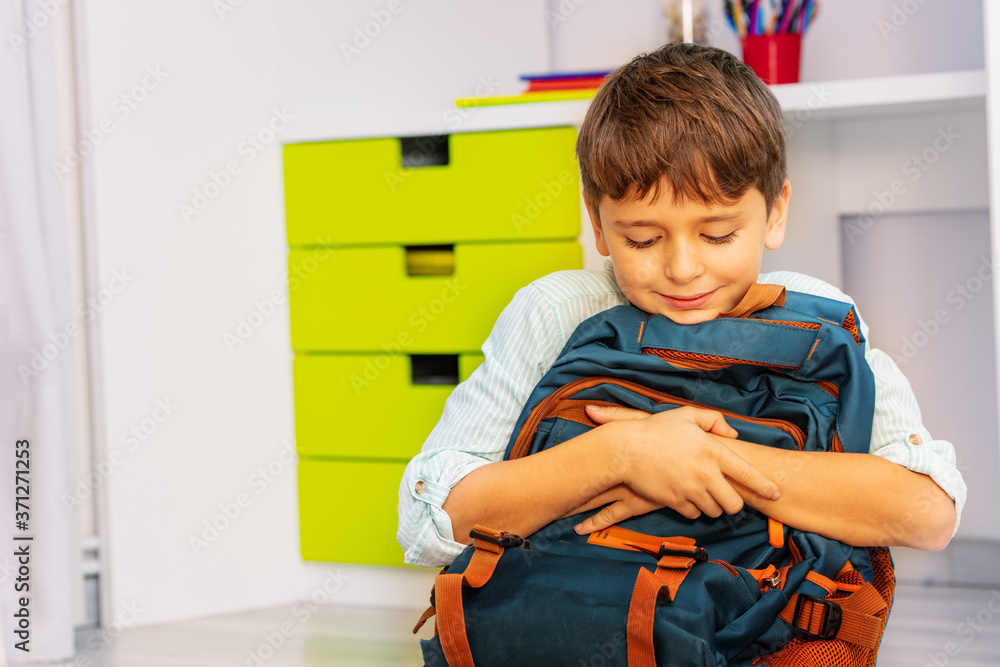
[414,284,895,667]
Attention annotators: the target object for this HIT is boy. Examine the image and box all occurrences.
[398,42,964,570]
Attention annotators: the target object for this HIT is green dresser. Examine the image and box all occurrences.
[285,126,583,566]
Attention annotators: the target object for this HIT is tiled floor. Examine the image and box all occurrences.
[68,583,1000,666]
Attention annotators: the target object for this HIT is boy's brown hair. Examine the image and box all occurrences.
[577,42,786,215]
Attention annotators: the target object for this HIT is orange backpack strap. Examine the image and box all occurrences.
[720,283,787,319]
[436,526,530,667]
[778,580,887,648]
[768,518,786,548]
[411,604,437,634]
[626,538,707,667]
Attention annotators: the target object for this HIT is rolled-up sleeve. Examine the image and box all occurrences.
[397,283,564,567]
[864,347,967,535]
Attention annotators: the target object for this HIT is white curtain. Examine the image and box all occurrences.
[0,0,81,663]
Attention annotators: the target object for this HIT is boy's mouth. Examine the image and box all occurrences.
[658,289,716,310]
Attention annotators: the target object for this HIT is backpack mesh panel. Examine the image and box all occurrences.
[753,547,895,667]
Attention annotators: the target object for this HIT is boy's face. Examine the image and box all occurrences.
[586,178,790,324]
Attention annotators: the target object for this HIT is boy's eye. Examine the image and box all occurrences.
[703,233,736,245]
[623,237,658,249]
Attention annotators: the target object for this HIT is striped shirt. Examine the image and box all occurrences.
[397,263,966,567]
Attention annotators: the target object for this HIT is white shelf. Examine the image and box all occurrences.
[374,69,988,139]
[772,69,986,120]
[284,70,986,142]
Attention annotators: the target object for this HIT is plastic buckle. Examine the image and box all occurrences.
[468,528,530,550]
[792,594,843,640]
[658,543,709,562]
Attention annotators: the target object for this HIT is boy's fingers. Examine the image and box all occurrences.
[673,500,702,521]
[689,408,739,438]
[689,491,725,519]
[574,501,628,534]
[706,479,746,515]
[585,404,650,423]
[562,488,616,518]
[719,449,780,501]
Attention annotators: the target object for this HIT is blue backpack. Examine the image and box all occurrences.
[415,284,895,667]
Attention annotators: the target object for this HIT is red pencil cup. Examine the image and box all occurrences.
[741,33,802,85]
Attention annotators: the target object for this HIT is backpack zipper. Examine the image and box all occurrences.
[510,376,807,459]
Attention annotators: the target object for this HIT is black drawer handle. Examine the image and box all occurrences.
[400,135,449,168]
[411,355,459,385]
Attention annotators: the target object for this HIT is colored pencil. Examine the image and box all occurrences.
[727,0,815,36]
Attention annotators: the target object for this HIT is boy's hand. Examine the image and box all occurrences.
[563,484,662,533]
[573,405,780,534]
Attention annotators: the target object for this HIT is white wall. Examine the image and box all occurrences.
[549,0,984,82]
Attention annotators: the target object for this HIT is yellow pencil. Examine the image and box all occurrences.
[733,0,747,38]
[455,89,598,108]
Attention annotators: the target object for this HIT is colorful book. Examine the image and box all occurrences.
[456,70,609,108]
[518,71,610,81]
[455,89,599,108]
[525,77,606,92]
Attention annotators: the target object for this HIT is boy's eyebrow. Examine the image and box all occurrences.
[612,212,744,228]
[612,219,658,228]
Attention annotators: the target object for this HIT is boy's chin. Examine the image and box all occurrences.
[634,298,720,324]
[656,309,719,325]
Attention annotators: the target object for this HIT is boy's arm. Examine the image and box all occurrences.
[574,405,955,551]
[444,406,781,543]
[726,440,956,551]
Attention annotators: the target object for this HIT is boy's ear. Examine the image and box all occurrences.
[764,180,791,251]
[584,194,611,257]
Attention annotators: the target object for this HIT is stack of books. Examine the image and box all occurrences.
[456,71,609,108]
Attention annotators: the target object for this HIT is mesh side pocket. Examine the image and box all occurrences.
[754,547,895,667]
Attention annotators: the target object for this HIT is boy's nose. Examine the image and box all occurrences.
[664,242,702,284]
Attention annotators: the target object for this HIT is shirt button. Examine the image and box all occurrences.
[908,434,923,446]
[415,481,427,495]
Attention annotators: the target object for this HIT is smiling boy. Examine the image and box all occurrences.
[398,42,964,569]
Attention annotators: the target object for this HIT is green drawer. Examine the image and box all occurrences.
[284,127,581,245]
[288,240,582,352]
[293,353,484,459]
[299,459,408,566]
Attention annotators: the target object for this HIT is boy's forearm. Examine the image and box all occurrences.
[442,425,624,544]
[725,439,956,551]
